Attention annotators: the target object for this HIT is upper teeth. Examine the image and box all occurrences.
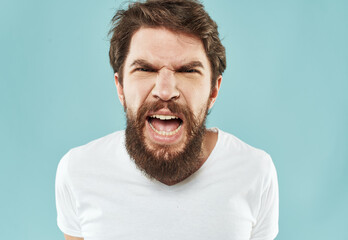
[150,115,178,120]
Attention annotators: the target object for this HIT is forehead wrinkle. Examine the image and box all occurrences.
[126,28,210,73]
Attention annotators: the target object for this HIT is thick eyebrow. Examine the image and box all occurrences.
[176,61,204,72]
[129,59,205,71]
[130,59,156,69]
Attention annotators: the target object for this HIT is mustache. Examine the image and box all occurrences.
[143,100,185,114]
[136,100,191,122]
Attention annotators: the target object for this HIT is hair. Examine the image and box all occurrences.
[109,0,226,89]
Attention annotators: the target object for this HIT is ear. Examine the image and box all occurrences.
[208,75,222,109]
[114,72,125,106]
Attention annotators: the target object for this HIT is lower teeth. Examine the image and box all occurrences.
[149,123,182,136]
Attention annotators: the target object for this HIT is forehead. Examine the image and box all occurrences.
[125,27,209,68]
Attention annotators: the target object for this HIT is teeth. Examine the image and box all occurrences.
[149,122,182,136]
[150,115,178,120]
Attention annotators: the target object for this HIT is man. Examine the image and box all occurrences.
[55,0,279,239]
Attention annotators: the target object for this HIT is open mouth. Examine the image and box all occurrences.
[147,114,183,136]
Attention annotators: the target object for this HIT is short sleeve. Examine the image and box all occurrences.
[55,151,83,238]
[250,156,279,240]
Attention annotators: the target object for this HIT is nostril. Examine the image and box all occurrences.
[151,81,180,101]
[152,90,180,101]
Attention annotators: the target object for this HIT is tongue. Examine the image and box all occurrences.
[150,118,181,132]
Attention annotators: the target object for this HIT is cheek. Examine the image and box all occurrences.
[123,82,153,110]
[181,87,210,115]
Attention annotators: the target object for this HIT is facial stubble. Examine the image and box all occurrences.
[124,100,209,185]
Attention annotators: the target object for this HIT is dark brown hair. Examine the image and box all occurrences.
[109,0,226,89]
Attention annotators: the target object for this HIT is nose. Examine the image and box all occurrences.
[151,68,180,101]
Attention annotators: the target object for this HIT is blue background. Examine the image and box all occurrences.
[1,0,347,239]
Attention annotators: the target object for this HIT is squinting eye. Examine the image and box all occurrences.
[136,68,153,72]
[179,69,199,73]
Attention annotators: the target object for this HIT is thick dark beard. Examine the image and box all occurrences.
[125,100,208,185]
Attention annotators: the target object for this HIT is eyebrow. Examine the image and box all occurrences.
[130,59,156,69]
[177,61,204,72]
[130,59,205,71]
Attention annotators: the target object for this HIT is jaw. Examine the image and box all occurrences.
[124,102,210,185]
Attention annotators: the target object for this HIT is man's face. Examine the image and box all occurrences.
[115,27,221,183]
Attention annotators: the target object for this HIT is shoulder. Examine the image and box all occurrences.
[214,128,275,177]
[70,130,124,156]
[57,130,125,176]
[69,130,124,160]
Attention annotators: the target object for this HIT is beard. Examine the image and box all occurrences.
[124,100,209,185]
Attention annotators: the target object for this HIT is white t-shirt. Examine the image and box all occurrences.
[55,128,278,240]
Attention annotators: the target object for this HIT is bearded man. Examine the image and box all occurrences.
[55,0,279,239]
